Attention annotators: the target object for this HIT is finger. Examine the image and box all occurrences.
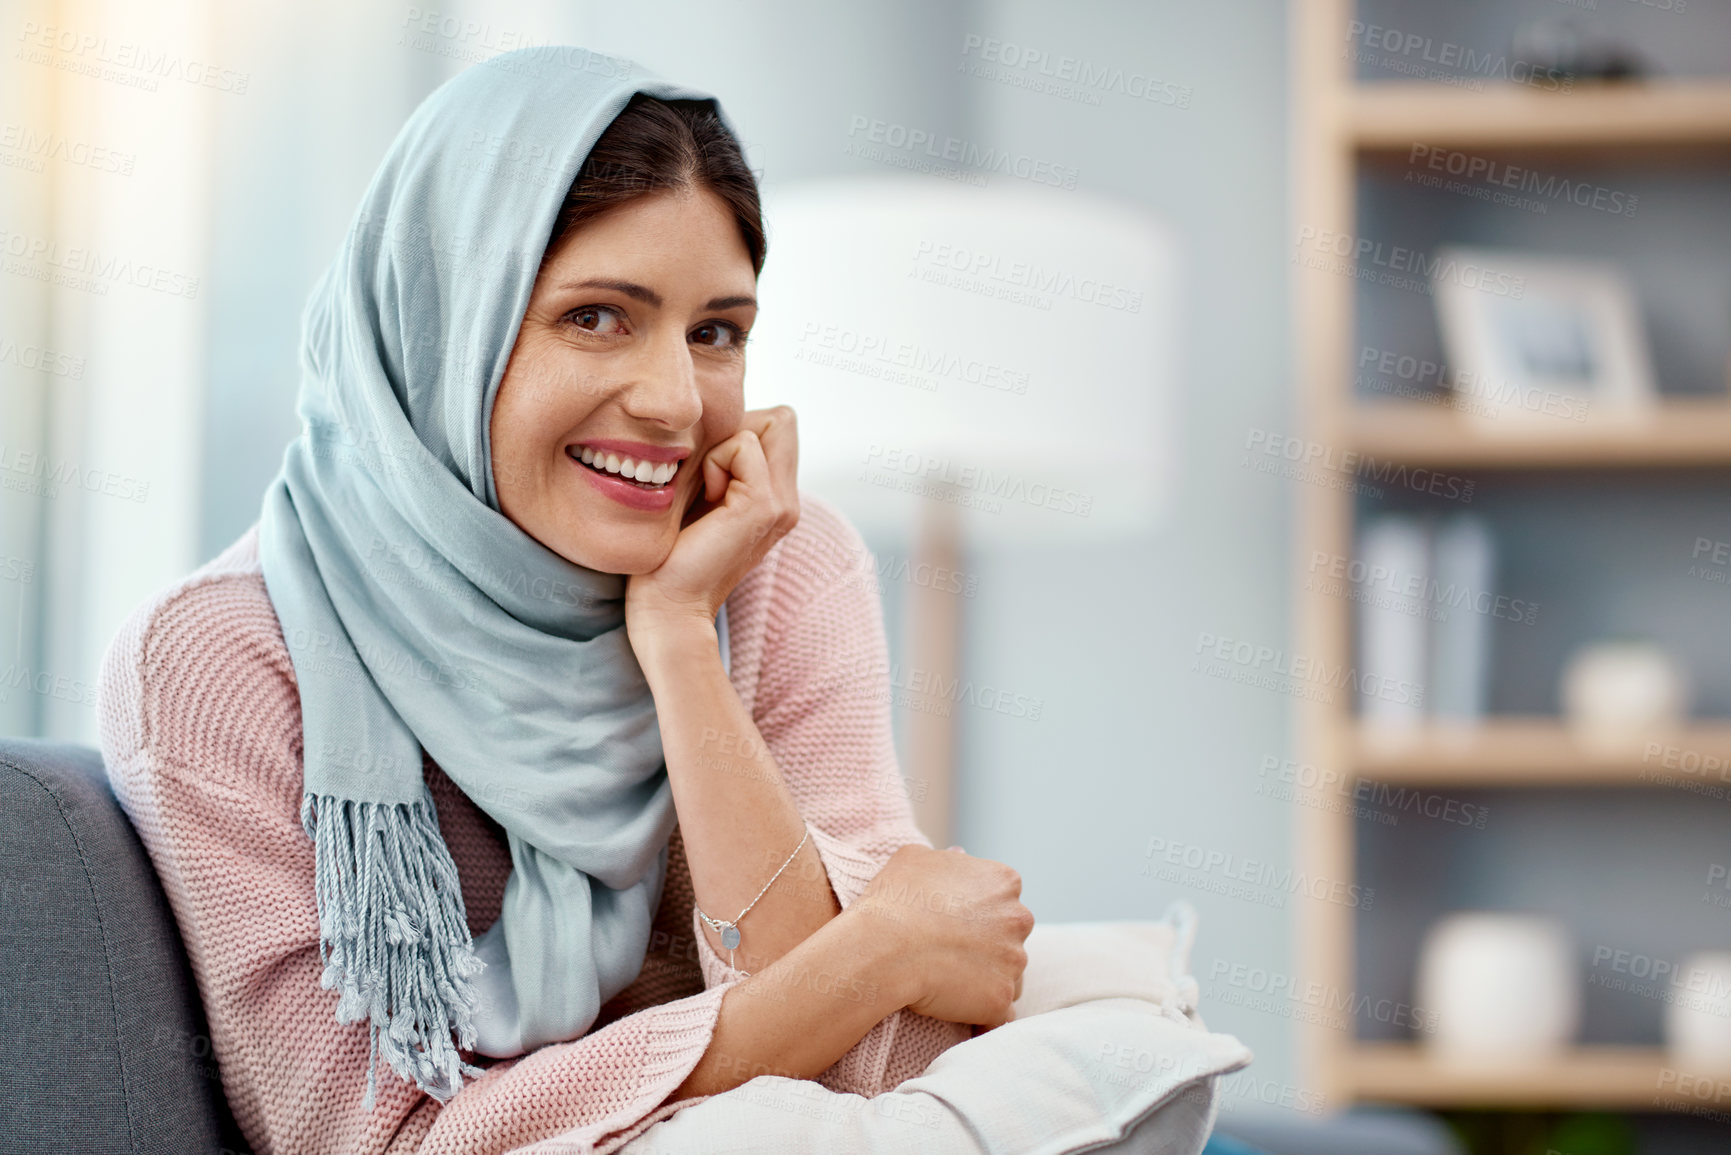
[730,435,778,526]
[738,406,785,441]
[702,449,729,505]
[702,430,769,505]
[751,406,799,505]
[733,411,799,536]
[704,430,772,498]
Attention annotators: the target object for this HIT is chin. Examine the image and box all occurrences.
[558,526,675,577]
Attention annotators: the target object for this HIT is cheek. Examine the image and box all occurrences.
[495,341,594,462]
[700,372,748,441]
[489,387,538,486]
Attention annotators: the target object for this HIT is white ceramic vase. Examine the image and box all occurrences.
[1560,642,1690,756]
[1416,912,1581,1064]
[1664,950,1731,1070]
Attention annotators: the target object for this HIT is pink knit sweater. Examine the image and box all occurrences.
[95,494,970,1155]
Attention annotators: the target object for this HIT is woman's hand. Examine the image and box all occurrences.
[625,405,800,649]
[850,844,1034,1030]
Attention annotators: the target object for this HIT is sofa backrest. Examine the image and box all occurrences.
[0,738,247,1155]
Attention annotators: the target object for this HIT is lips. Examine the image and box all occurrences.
[565,440,691,513]
[570,445,681,488]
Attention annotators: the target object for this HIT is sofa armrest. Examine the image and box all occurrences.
[0,738,244,1154]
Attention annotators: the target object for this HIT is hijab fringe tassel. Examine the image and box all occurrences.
[302,792,487,1112]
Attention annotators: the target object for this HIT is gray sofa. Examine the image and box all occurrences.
[0,736,1461,1155]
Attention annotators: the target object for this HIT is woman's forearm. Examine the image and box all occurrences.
[665,903,912,1103]
[635,618,841,973]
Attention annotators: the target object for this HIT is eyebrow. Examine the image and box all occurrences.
[560,278,756,312]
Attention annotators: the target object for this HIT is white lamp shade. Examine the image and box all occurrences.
[745,175,1177,543]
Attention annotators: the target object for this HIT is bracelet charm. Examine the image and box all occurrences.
[696,824,810,972]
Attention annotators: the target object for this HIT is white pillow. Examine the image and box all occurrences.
[1011,904,1205,1022]
[618,903,1252,1155]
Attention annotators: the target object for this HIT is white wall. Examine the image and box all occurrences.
[4,0,217,738]
[939,0,1301,1110]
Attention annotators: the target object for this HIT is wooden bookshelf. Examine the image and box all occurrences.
[1290,0,1731,1115]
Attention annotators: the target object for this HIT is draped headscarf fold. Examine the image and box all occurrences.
[257,46,733,1111]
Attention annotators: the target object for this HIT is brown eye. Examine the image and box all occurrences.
[569,305,628,334]
[691,321,744,349]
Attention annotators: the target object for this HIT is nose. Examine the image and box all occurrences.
[619,327,703,431]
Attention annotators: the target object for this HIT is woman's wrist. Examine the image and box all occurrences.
[668,896,920,1105]
[627,608,720,683]
[836,896,924,1012]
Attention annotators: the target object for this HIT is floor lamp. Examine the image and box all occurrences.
[746,176,1175,849]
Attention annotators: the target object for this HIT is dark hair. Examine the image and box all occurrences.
[545,94,765,275]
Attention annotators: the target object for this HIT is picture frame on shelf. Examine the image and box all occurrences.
[1431,247,1658,432]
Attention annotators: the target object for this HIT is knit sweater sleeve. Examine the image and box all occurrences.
[94,540,730,1155]
[687,495,973,1095]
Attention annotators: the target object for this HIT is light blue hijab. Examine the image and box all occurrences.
[258,47,734,1111]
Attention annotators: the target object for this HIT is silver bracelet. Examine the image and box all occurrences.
[695,825,810,975]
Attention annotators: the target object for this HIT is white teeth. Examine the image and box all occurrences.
[572,446,681,487]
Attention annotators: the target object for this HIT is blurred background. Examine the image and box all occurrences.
[4,1,1731,1152]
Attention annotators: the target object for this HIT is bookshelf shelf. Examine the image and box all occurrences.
[1348,80,1731,153]
[1346,1043,1718,1110]
[1341,400,1731,469]
[1350,718,1731,786]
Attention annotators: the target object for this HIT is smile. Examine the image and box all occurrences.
[569,445,681,489]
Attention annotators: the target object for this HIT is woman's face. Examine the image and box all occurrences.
[490,187,757,575]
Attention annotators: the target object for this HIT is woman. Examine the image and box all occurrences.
[95,45,1033,1155]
